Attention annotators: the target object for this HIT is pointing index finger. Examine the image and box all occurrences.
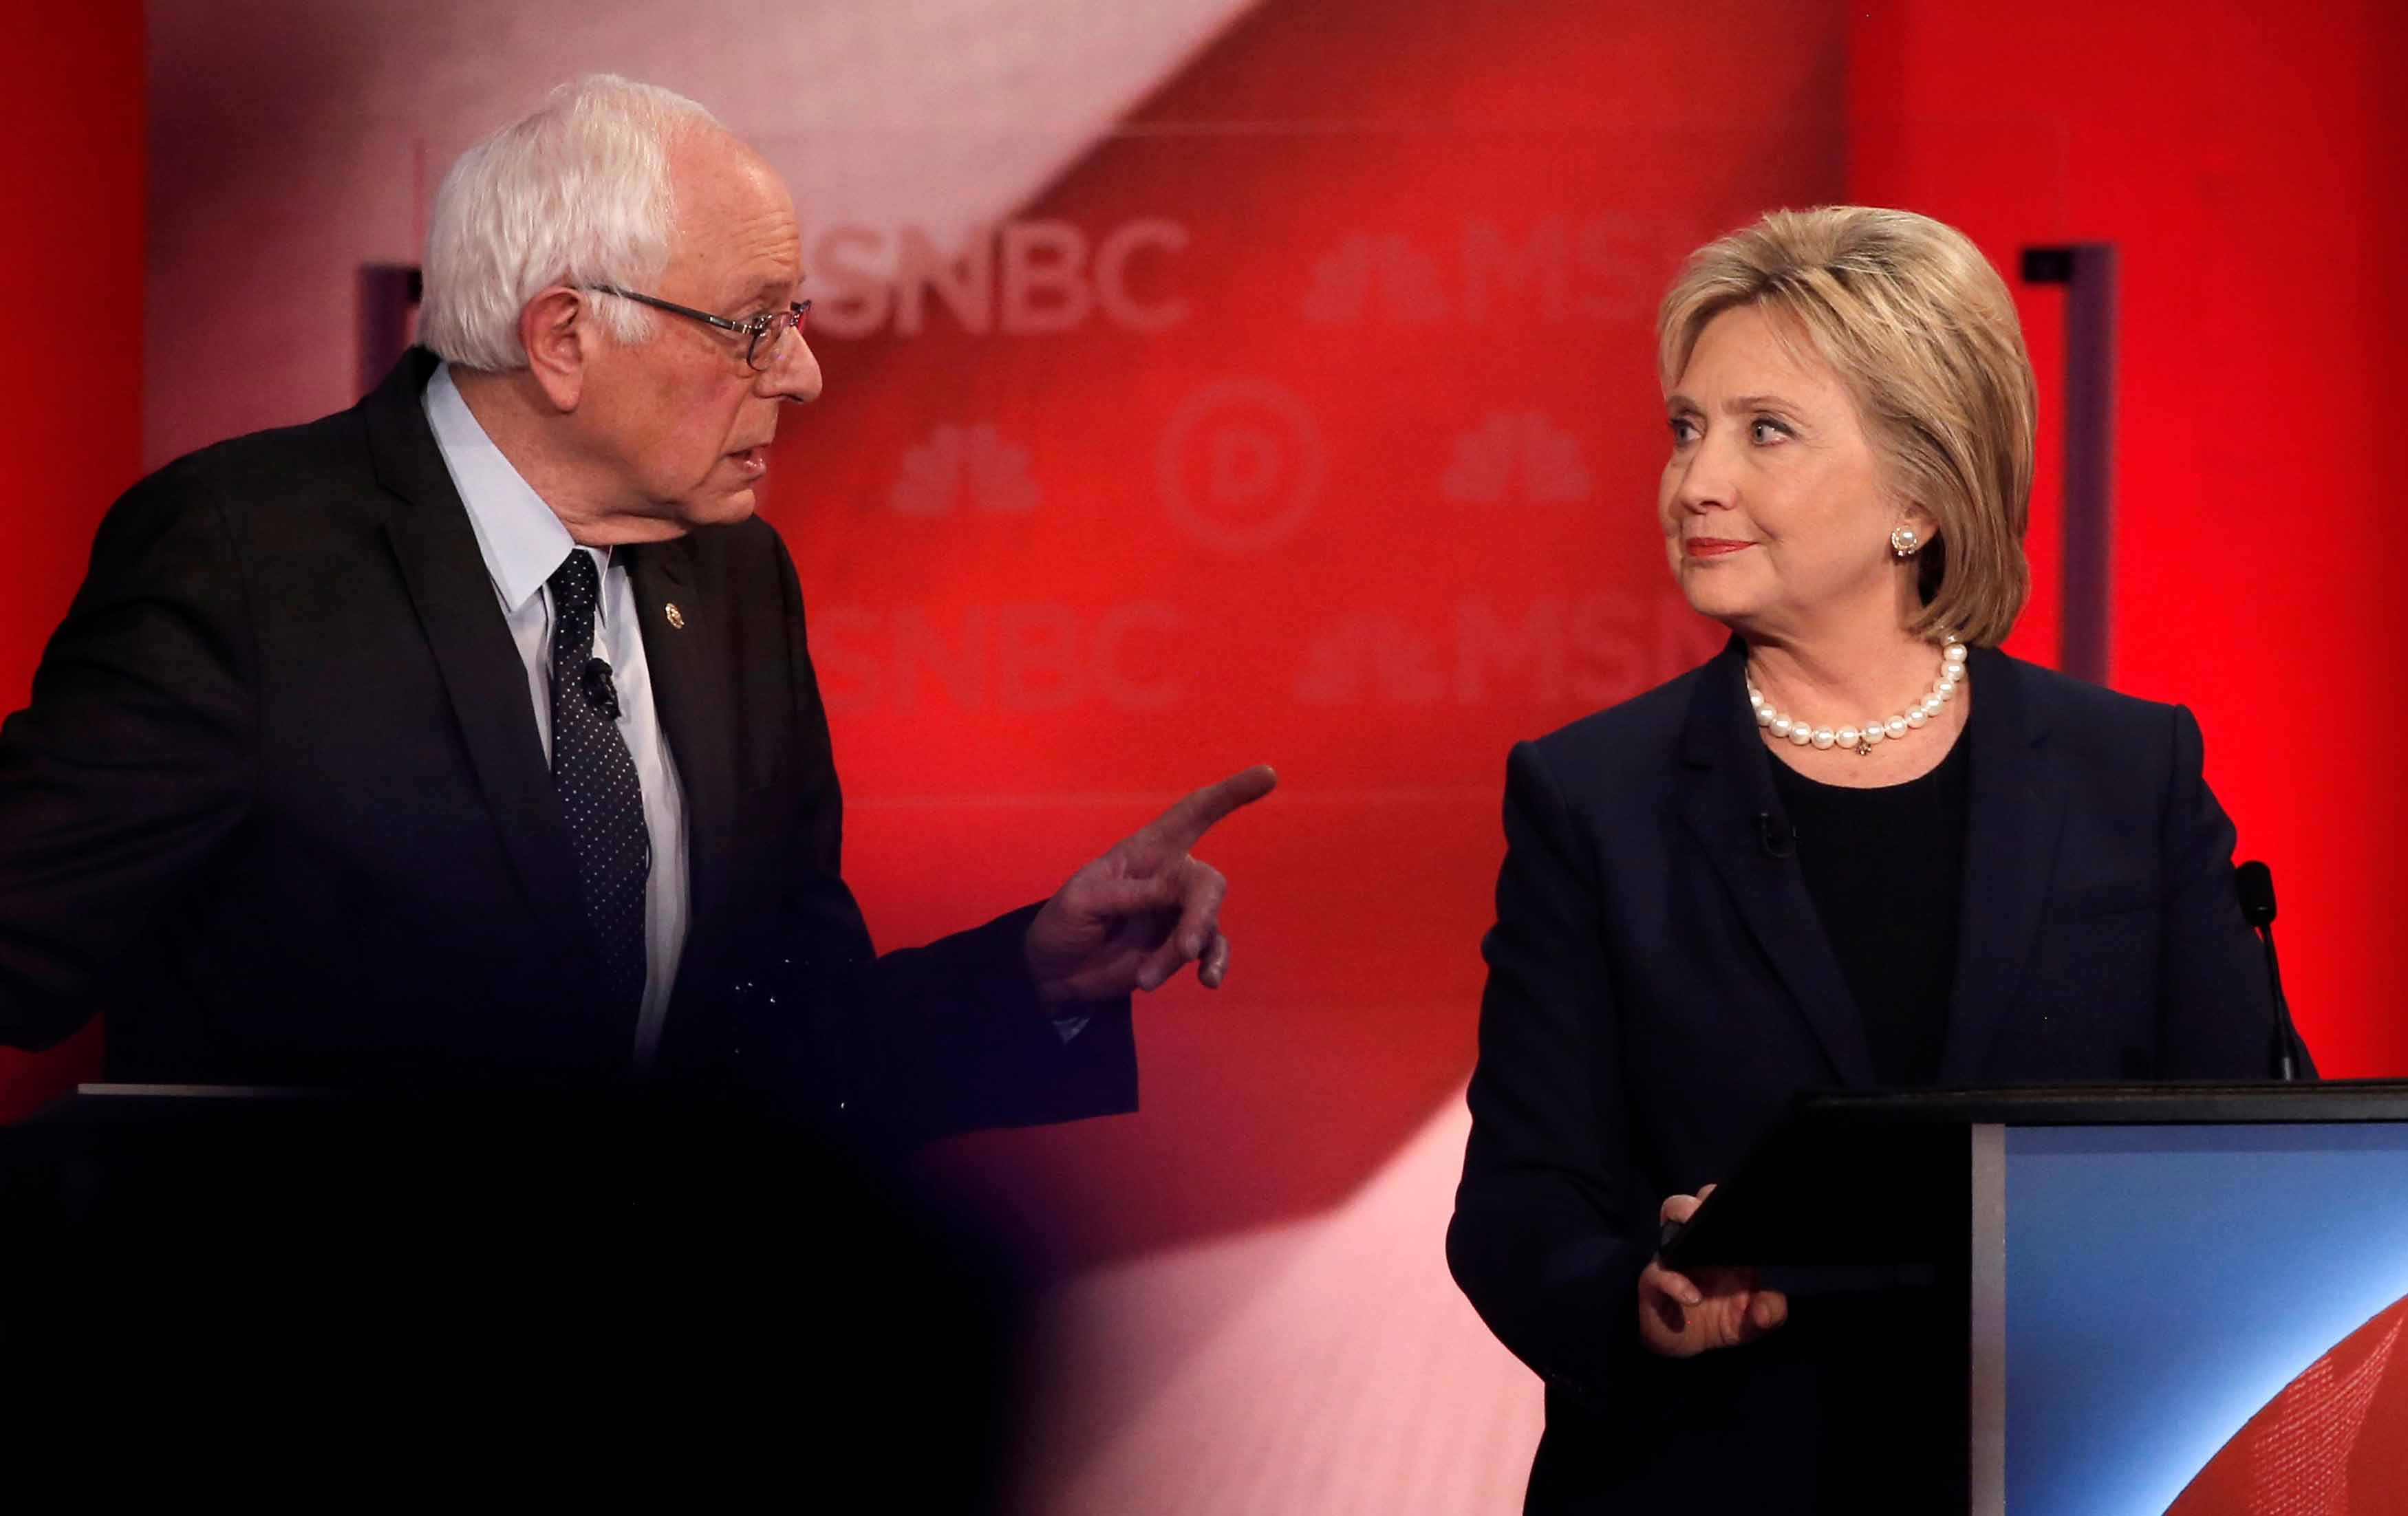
[1146,764,1277,852]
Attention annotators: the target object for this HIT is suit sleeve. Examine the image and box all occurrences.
[1448,740,1688,1416]
[2155,704,2313,1078]
[762,531,1137,1148]
[0,467,256,1050]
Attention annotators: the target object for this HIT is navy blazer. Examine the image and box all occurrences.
[1448,636,2289,1510]
[0,351,1135,1146]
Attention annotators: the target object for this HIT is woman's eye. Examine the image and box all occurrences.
[1750,418,1791,444]
[1668,417,1700,444]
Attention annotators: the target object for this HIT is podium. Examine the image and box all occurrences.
[0,1083,1020,1497]
[1663,1081,2408,1515]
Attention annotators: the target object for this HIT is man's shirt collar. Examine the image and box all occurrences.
[423,361,584,616]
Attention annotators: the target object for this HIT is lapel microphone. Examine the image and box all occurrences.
[1756,812,1795,860]
[2236,860,2301,1081]
[579,656,622,719]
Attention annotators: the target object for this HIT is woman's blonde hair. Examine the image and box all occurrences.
[1657,206,2036,647]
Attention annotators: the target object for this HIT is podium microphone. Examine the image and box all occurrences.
[2236,860,2301,1081]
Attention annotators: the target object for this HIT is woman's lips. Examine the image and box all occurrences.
[730,446,768,477]
[1684,538,1755,558]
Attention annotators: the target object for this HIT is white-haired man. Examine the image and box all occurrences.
[0,76,1270,1144]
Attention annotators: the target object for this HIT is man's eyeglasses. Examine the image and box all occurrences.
[585,285,811,373]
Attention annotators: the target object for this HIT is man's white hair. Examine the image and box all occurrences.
[418,75,723,371]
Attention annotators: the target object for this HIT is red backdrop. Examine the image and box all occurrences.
[5,0,2404,1205]
[1849,0,2408,1081]
[779,0,1845,1266]
[0,3,146,1116]
[793,0,2408,1269]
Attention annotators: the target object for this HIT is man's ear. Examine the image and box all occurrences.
[519,286,590,412]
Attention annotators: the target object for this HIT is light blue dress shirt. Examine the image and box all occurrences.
[423,364,689,1069]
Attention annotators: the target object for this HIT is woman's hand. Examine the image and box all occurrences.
[1637,1184,1789,1358]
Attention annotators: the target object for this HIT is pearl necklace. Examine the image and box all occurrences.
[1747,638,1967,756]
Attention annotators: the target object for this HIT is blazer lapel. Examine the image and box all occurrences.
[1937,647,2066,1083]
[364,351,596,973]
[1675,639,1879,1088]
[629,537,733,1008]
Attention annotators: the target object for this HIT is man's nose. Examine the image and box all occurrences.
[757,335,821,404]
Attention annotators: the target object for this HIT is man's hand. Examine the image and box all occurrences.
[1024,765,1276,1007]
[1637,1184,1789,1358]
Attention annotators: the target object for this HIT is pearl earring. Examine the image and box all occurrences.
[1890,525,1921,557]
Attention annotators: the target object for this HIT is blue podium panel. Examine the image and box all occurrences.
[2003,1123,2408,1513]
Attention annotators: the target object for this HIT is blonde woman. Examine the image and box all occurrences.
[1448,207,2300,1510]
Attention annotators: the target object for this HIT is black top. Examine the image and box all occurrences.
[1767,732,1972,1087]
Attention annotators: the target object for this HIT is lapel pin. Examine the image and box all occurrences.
[664,603,685,629]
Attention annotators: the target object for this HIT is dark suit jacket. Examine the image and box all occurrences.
[0,350,1135,1147]
[1447,636,2292,1512]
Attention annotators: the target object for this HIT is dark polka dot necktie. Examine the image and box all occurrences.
[547,548,649,1015]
